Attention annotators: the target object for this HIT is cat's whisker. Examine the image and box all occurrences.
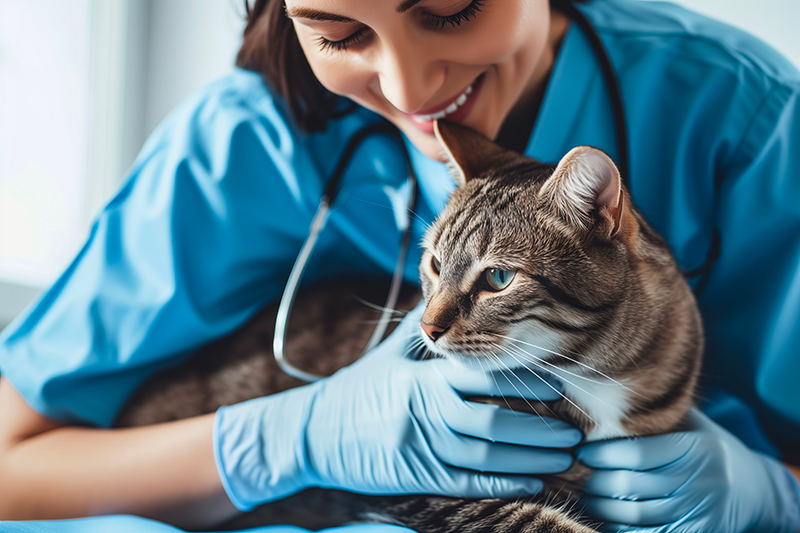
[474,352,493,390]
[482,353,519,416]
[353,296,411,316]
[502,340,611,387]
[494,333,644,397]
[491,342,600,428]
[499,338,634,400]
[357,318,406,326]
[495,333,611,378]
[402,335,429,359]
[501,343,627,418]
[488,351,562,424]
[502,342,638,425]
[488,352,563,430]
[349,194,431,230]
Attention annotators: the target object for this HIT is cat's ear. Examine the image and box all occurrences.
[434,120,516,187]
[540,146,623,238]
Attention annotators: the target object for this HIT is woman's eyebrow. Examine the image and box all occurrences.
[286,0,424,21]
[397,0,423,13]
[284,7,357,23]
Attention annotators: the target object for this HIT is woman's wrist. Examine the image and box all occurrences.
[213,386,320,511]
[786,463,800,486]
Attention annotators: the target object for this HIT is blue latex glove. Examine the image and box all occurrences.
[578,408,800,533]
[0,514,417,533]
[214,304,581,511]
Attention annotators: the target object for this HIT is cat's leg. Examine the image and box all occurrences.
[361,496,600,533]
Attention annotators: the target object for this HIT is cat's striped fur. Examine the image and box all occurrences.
[115,121,703,533]
[419,121,702,444]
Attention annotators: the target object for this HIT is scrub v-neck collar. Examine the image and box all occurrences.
[525,18,613,164]
[405,14,611,217]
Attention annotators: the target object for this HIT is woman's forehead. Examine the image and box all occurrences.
[285,0,471,20]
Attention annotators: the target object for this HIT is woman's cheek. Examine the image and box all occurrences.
[312,57,369,96]
[291,25,367,97]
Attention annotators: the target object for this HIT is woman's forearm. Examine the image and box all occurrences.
[0,412,239,529]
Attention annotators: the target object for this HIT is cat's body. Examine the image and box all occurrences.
[115,121,703,533]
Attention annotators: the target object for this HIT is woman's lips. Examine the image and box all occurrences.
[404,74,485,135]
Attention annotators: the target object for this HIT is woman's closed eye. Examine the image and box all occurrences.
[317,28,368,52]
[315,0,488,53]
[423,0,485,29]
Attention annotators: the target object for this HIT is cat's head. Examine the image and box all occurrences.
[418,120,674,374]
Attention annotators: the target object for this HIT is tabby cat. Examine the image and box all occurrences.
[116,120,703,533]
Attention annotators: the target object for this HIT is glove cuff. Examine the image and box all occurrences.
[213,385,319,511]
[757,453,800,533]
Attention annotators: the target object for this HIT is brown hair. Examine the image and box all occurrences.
[236,0,587,133]
[236,0,353,132]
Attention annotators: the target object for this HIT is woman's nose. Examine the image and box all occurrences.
[374,36,445,114]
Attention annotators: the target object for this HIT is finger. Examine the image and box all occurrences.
[577,432,697,470]
[441,400,582,448]
[433,360,565,402]
[441,466,544,499]
[435,433,574,474]
[582,465,692,500]
[580,494,687,526]
[595,523,655,533]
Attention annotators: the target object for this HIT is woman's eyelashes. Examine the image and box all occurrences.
[316,28,368,53]
[315,0,487,53]
[423,0,485,29]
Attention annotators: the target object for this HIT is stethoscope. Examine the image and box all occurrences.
[273,1,634,383]
[273,123,420,382]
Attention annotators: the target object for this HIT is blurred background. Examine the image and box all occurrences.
[0,0,798,330]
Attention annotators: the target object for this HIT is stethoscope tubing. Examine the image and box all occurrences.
[273,123,418,383]
[273,199,334,382]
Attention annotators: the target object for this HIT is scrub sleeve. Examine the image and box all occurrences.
[0,71,430,428]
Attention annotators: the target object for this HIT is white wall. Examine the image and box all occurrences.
[0,0,247,329]
[142,0,246,140]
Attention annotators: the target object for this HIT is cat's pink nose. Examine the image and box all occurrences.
[421,320,449,342]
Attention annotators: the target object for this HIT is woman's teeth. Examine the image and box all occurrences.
[415,84,474,121]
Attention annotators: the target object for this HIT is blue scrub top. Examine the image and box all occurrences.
[1,0,799,461]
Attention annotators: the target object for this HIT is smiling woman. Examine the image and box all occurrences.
[239,0,568,159]
[1,0,800,531]
[289,0,566,158]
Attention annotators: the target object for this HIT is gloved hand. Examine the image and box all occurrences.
[578,408,800,533]
[214,303,582,511]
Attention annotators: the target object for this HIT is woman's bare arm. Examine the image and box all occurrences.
[0,376,240,529]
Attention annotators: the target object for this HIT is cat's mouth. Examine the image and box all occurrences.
[417,323,575,374]
[417,327,509,363]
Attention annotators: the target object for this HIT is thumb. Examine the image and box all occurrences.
[356,303,425,363]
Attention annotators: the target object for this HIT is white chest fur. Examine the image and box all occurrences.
[497,324,634,442]
[547,367,634,442]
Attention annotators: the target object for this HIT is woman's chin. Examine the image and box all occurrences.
[398,123,450,162]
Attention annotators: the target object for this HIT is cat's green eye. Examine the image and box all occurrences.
[485,268,516,291]
[431,255,441,275]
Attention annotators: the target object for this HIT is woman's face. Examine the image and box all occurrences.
[286,0,567,161]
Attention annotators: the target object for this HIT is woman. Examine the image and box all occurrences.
[0,0,798,531]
